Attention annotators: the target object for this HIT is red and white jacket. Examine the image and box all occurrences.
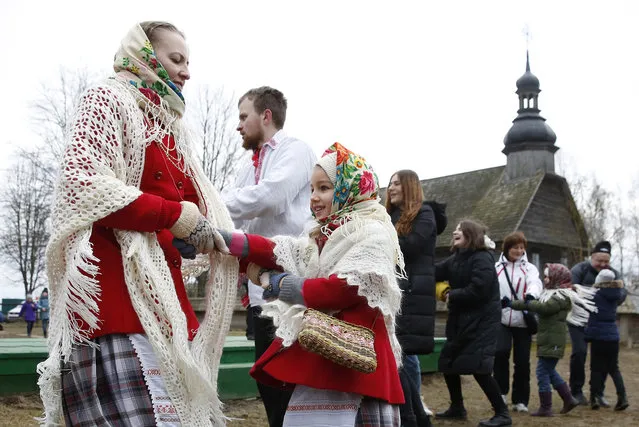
[495,252,543,328]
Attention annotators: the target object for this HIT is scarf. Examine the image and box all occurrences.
[539,263,597,326]
[261,143,405,366]
[314,143,381,234]
[38,75,238,426]
[114,23,185,117]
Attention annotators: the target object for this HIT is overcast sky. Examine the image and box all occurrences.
[1,0,638,297]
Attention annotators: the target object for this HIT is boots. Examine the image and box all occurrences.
[477,412,512,427]
[572,391,588,406]
[435,403,467,420]
[591,394,610,409]
[556,382,579,414]
[611,371,629,411]
[615,394,629,411]
[478,393,512,427]
[531,391,553,417]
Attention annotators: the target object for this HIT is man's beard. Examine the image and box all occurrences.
[241,129,264,151]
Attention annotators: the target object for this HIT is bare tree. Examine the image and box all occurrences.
[610,195,627,278]
[0,151,54,296]
[565,170,612,247]
[31,67,93,166]
[627,177,639,286]
[189,85,244,192]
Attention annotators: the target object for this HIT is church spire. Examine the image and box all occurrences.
[503,51,558,180]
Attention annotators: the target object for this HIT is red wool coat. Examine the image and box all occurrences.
[244,234,405,404]
[76,89,200,340]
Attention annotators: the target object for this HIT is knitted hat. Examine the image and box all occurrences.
[316,151,337,185]
[595,269,615,284]
[591,240,611,255]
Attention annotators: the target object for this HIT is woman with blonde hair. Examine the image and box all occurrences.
[38,21,238,426]
[386,170,443,427]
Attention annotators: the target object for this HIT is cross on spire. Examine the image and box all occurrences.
[522,24,532,51]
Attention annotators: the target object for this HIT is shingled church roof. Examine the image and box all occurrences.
[411,166,587,250]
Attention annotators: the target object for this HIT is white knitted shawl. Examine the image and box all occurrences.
[539,285,598,326]
[37,76,238,426]
[261,203,405,367]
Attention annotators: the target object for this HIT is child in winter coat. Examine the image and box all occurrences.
[585,269,629,411]
[197,143,405,426]
[502,263,596,417]
[19,295,38,337]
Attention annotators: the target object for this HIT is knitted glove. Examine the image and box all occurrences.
[170,202,228,254]
[277,274,305,305]
[172,238,197,259]
[501,296,512,308]
[217,228,248,258]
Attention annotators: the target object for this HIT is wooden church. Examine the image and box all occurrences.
[402,53,589,271]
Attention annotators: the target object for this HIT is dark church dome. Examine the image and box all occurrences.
[503,51,556,150]
[516,71,540,92]
[504,115,556,145]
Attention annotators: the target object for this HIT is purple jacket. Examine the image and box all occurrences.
[19,301,38,322]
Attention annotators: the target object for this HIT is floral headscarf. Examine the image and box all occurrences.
[544,263,572,289]
[114,23,185,117]
[315,143,380,228]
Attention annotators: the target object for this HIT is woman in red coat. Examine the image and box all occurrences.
[215,143,404,426]
[39,21,237,426]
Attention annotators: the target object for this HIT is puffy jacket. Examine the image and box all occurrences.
[496,252,543,328]
[585,279,624,342]
[390,203,437,355]
[513,293,571,359]
[19,301,38,322]
[435,249,501,375]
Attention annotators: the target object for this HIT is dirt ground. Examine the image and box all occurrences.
[2,322,638,426]
[0,320,42,338]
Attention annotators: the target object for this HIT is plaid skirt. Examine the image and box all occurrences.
[61,334,157,426]
[355,398,400,427]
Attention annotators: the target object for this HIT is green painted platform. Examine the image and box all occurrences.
[418,337,446,373]
[0,336,257,399]
[0,336,445,399]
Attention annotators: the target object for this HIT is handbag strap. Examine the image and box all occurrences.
[372,309,382,329]
[502,263,520,301]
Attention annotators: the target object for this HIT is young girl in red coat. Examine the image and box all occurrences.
[218,143,404,426]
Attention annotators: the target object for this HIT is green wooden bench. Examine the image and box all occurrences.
[0,336,445,398]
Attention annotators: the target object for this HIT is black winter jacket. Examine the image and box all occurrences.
[435,248,501,375]
[391,203,437,355]
[571,262,620,287]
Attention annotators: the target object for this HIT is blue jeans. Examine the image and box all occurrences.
[403,354,422,392]
[536,357,565,393]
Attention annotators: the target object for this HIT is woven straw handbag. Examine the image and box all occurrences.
[297,308,377,374]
